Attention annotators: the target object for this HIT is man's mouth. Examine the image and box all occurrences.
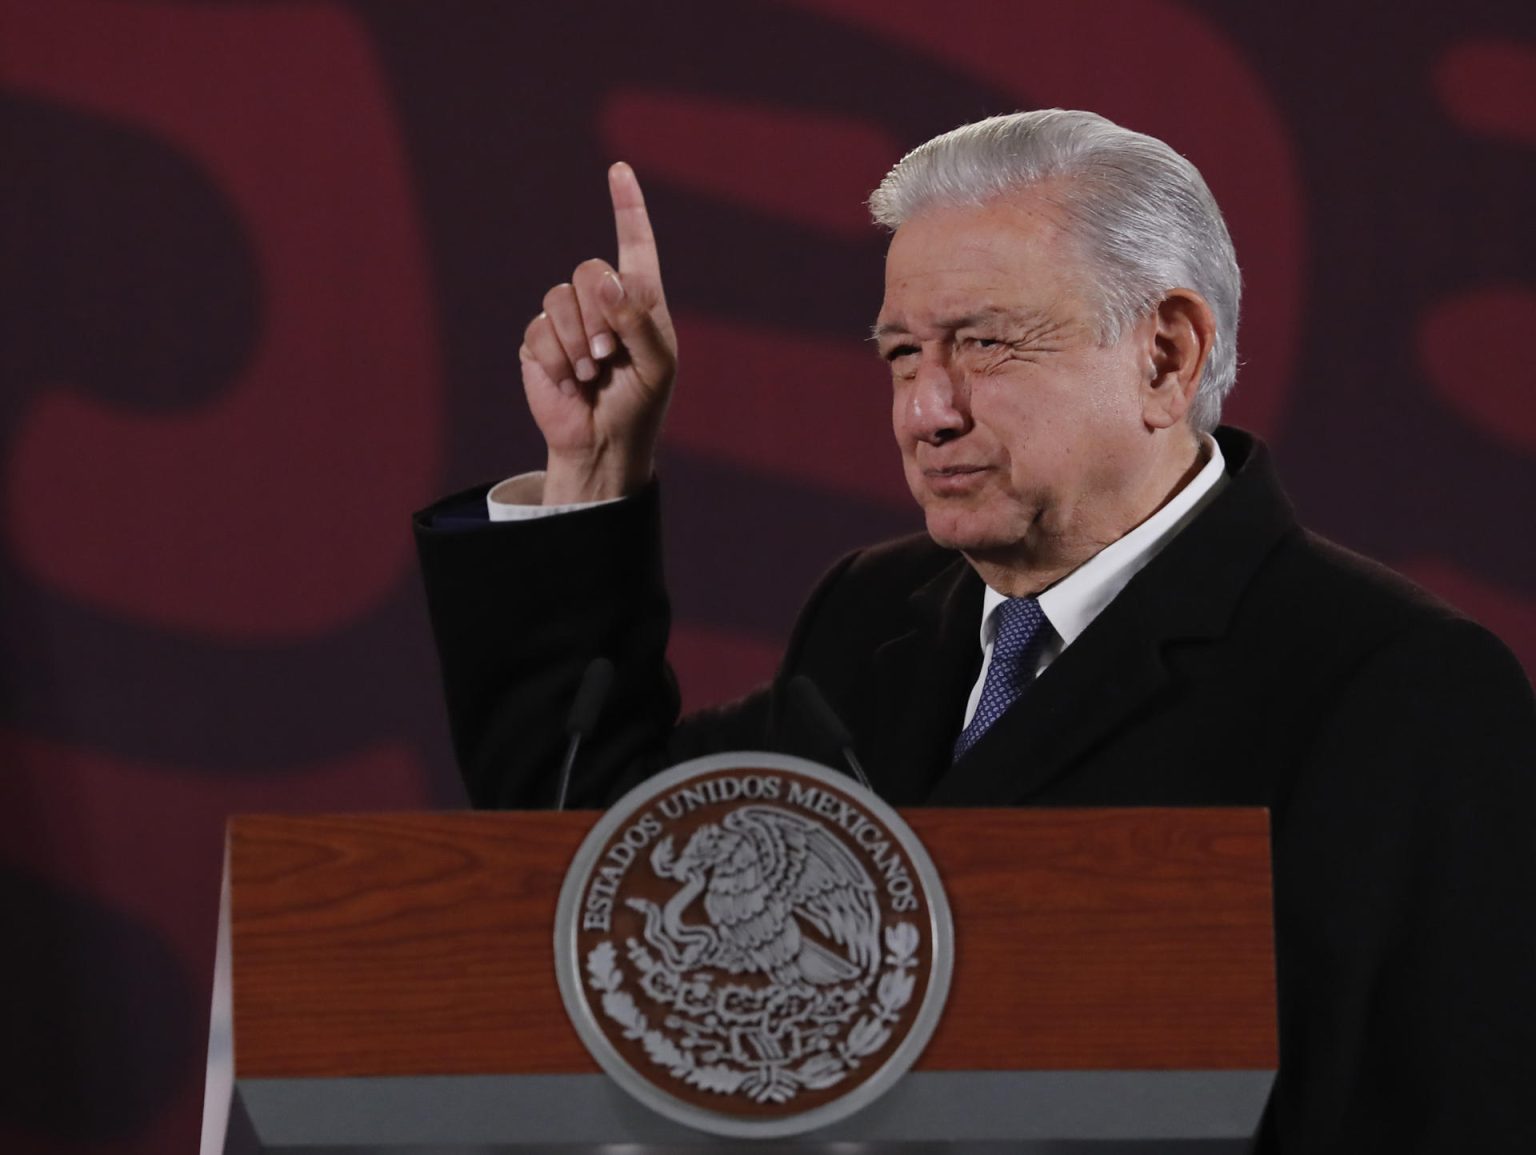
[922,465,990,494]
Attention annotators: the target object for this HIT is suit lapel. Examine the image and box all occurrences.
[923,429,1298,805]
[925,591,1177,804]
[864,558,984,805]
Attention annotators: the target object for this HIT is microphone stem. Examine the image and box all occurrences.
[841,745,873,792]
[555,733,582,811]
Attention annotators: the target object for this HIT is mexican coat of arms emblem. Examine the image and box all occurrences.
[554,752,953,1138]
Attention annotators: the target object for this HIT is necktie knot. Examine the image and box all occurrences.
[992,595,1048,675]
[953,596,1050,762]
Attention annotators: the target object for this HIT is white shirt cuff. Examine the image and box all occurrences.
[486,471,626,521]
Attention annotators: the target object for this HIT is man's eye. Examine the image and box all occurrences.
[884,344,918,363]
[965,336,1001,349]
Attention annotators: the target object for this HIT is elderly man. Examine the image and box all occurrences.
[415,111,1536,1152]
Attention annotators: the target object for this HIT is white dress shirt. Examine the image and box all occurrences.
[486,473,623,520]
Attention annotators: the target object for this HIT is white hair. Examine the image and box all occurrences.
[869,109,1241,433]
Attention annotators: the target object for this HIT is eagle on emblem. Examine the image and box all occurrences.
[627,804,882,987]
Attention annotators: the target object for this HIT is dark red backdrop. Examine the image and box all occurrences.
[1,1,1532,1151]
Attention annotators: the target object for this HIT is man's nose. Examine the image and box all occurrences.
[906,352,970,443]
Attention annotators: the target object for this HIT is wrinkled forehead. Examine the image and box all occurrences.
[876,195,1095,333]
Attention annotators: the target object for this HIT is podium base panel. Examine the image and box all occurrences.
[230,1069,1272,1152]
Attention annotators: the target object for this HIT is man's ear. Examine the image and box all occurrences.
[1142,289,1216,430]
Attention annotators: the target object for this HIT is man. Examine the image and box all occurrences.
[416,111,1536,1152]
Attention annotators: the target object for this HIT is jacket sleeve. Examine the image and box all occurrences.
[412,481,858,808]
[1265,617,1536,1154]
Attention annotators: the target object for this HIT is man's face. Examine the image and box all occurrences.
[875,192,1160,570]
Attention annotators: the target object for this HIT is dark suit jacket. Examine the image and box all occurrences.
[415,427,1536,1153]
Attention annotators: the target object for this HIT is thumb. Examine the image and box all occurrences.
[598,269,674,388]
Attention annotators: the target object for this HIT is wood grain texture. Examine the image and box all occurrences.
[911,808,1275,1071]
[229,808,1274,1078]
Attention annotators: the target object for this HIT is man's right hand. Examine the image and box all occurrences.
[519,162,677,505]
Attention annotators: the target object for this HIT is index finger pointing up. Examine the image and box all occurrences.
[609,161,663,299]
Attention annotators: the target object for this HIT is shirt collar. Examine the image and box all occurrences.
[979,434,1229,649]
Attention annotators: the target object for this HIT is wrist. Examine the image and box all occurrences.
[543,447,652,504]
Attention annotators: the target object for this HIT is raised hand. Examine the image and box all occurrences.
[519,162,678,504]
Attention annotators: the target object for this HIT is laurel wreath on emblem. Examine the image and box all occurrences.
[583,805,922,1105]
[586,924,919,1103]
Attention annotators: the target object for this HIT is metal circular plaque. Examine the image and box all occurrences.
[554,752,954,1138]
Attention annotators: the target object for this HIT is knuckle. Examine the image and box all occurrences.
[542,282,574,312]
[528,324,562,362]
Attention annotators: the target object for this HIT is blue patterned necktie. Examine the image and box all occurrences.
[952,596,1051,762]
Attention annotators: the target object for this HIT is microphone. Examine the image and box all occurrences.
[554,657,615,810]
[786,675,873,793]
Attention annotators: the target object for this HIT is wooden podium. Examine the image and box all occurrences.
[202,808,1276,1153]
